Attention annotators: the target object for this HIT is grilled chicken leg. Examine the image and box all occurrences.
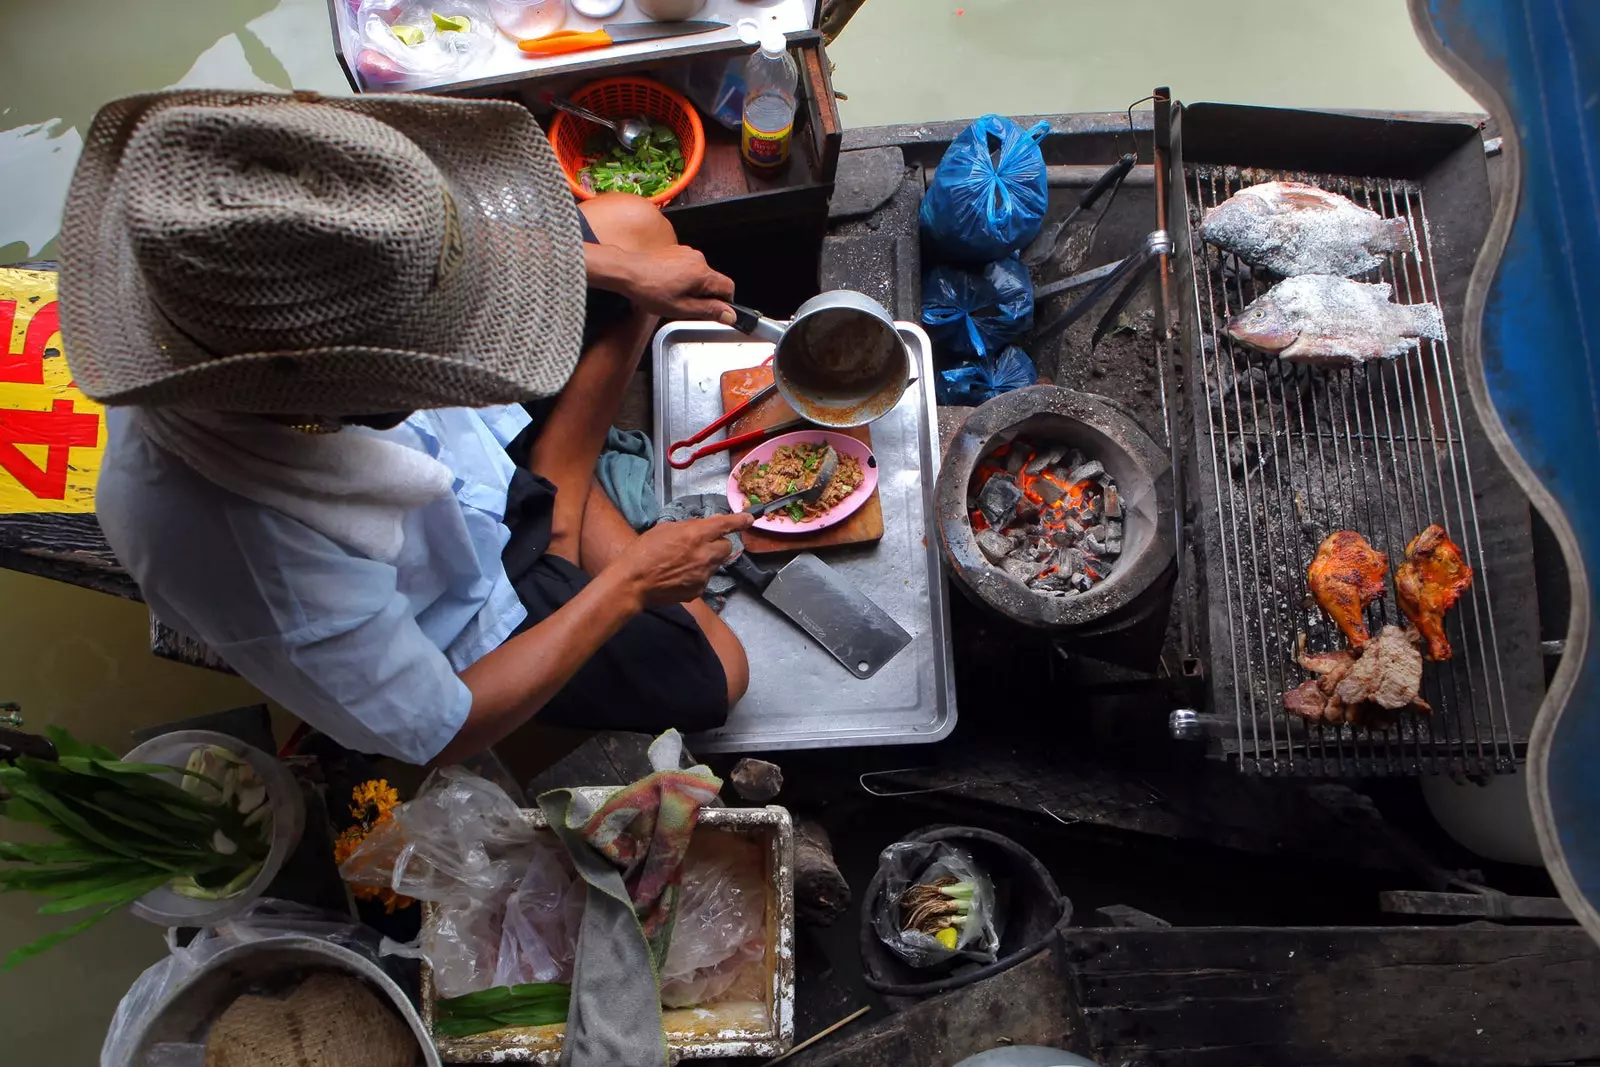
[1307,531,1388,649]
[1395,524,1473,661]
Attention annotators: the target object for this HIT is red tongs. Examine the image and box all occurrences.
[667,358,805,470]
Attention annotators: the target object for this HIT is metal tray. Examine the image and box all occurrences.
[652,321,956,752]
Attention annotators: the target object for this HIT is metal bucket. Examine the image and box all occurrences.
[730,290,915,428]
[125,937,440,1067]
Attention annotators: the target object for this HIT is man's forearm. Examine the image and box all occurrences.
[585,241,640,297]
[438,567,642,764]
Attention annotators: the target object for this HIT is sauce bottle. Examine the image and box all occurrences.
[740,29,797,172]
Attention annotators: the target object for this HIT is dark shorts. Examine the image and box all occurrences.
[494,219,728,734]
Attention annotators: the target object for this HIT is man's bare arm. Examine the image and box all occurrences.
[585,242,737,323]
[432,511,753,765]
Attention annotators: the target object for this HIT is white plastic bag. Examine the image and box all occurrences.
[354,0,495,87]
[344,768,581,998]
[871,842,1000,968]
[341,767,540,905]
[659,837,767,1008]
[101,900,374,1067]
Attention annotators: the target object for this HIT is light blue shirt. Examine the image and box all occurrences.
[95,405,534,764]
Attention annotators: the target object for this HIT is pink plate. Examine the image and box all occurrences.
[726,430,879,533]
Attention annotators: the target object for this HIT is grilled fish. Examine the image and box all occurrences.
[1201,180,1414,277]
[1226,275,1444,366]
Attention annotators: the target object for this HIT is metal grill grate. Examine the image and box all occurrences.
[1183,165,1515,777]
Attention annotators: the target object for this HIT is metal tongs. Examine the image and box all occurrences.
[1029,229,1173,351]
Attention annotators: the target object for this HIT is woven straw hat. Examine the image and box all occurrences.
[60,90,586,415]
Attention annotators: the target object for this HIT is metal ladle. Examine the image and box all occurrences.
[545,94,651,152]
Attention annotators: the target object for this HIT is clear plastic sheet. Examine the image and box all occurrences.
[101,900,376,1067]
[659,835,768,1008]
[343,769,581,999]
[340,767,541,905]
[871,842,1000,968]
[493,838,584,987]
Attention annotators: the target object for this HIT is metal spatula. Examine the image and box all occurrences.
[744,446,838,519]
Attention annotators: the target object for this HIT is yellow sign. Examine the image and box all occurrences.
[0,268,104,515]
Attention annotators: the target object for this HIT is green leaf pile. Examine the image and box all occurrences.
[578,125,685,199]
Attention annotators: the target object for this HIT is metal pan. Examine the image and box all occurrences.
[729,290,916,428]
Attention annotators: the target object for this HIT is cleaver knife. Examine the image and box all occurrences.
[726,552,912,678]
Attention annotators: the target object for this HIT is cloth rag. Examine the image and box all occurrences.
[654,494,740,609]
[537,730,722,1067]
[595,427,659,530]
[133,407,453,563]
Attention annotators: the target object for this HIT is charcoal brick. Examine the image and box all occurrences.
[978,473,1023,528]
[976,529,1014,564]
[1067,459,1106,484]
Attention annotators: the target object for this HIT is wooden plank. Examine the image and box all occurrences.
[1060,926,1600,1067]
[720,364,883,554]
[786,949,1076,1067]
[1378,889,1574,921]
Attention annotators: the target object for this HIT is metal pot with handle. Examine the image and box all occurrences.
[729,290,915,428]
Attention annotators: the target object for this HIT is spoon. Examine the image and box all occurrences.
[544,94,652,153]
[744,446,839,520]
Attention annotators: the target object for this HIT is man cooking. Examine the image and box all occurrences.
[62,89,754,765]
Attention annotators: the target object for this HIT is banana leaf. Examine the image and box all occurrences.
[434,983,572,1037]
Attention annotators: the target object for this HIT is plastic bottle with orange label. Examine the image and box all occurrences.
[740,29,797,172]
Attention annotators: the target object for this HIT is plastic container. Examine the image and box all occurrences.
[859,826,1069,999]
[488,0,565,38]
[549,76,706,207]
[123,730,306,929]
[740,29,798,172]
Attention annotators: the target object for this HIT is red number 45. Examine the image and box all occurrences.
[0,299,100,501]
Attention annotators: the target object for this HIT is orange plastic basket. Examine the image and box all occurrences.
[550,77,705,207]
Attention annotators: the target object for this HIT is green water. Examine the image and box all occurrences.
[0,0,1480,1061]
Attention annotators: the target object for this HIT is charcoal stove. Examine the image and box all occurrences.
[937,385,1176,638]
[1164,102,1546,776]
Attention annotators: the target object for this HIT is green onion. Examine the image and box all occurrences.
[0,728,274,969]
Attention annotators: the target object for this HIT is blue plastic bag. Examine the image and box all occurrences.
[936,346,1038,406]
[922,257,1035,360]
[920,115,1051,263]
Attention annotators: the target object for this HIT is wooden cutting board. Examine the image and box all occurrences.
[720,365,884,554]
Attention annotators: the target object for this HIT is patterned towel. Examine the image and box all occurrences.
[538,731,722,1067]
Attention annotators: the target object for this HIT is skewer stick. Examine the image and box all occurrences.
[761,1006,871,1066]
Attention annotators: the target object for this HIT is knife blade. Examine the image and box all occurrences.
[728,552,912,678]
[519,19,729,57]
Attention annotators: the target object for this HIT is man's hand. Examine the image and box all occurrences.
[613,512,754,608]
[620,246,737,323]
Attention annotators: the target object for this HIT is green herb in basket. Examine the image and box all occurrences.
[435,982,571,1037]
[0,728,274,969]
[578,125,684,199]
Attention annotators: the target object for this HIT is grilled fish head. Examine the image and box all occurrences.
[1225,298,1297,354]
